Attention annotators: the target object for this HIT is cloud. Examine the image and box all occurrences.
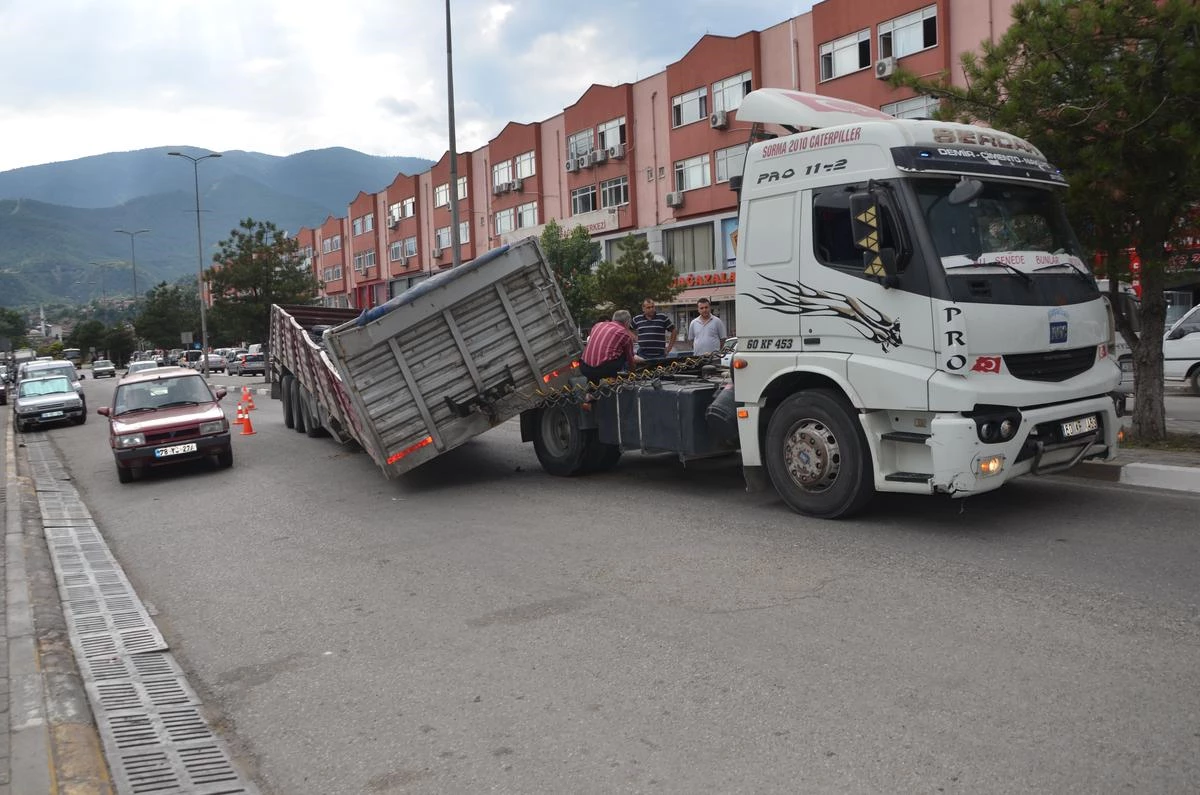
[0,0,815,171]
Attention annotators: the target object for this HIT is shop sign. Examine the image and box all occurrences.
[673,271,736,288]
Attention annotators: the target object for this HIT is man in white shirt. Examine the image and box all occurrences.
[688,297,727,355]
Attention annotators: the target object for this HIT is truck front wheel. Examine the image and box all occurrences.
[764,390,874,519]
[532,404,589,476]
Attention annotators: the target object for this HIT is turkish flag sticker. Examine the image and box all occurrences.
[971,356,1002,374]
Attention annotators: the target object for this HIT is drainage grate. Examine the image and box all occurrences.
[36,481,259,793]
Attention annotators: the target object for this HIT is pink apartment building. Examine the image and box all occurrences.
[299,0,1019,335]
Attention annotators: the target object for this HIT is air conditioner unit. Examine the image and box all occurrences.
[710,110,729,129]
[565,159,578,173]
[432,246,443,258]
[592,148,608,165]
[387,217,399,229]
[875,57,896,79]
[510,178,524,192]
[575,155,590,170]
[492,183,507,196]
[665,191,684,208]
[608,144,626,160]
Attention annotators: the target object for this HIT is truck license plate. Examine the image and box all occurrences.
[1061,415,1098,438]
[154,443,198,458]
[41,410,64,418]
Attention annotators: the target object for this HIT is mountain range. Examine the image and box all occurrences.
[0,147,433,308]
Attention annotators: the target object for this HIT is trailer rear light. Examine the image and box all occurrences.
[736,409,749,419]
[543,361,581,383]
[732,357,748,369]
[387,436,433,465]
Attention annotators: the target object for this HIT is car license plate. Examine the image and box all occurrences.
[41,410,64,418]
[1061,415,1098,438]
[154,443,198,458]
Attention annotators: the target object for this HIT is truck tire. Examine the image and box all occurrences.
[302,392,327,438]
[581,435,622,473]
[290,379,307,434]
[764,389,874,519]
[281,374,295,429]
[532,404,589,476]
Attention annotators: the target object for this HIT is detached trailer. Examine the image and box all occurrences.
[269,239,585,476]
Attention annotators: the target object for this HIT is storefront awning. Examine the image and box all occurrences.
[661,285,735,305]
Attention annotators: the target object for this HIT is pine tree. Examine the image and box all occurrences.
[593,234,681,317]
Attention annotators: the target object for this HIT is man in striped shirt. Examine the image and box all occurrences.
[631,298,676,359]
[581,309,639,382]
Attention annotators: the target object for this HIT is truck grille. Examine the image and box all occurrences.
[1004,346,1096,382]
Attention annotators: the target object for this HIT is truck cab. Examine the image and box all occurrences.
[730,89,1120,517]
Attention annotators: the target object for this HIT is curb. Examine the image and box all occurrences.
[1064,461,1200,494]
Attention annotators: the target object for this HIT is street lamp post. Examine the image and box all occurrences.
[113,229,149,307]
[88,262,109,303]
[168,150,222,377]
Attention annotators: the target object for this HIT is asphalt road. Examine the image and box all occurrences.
[17,373,1200,794]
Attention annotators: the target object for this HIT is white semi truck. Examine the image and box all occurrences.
[274,89,1120,519]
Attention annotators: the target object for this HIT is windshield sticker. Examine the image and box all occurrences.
[750,274,902,353]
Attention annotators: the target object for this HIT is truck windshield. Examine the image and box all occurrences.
[915,179,1083,270]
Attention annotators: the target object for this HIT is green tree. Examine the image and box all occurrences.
[892,0,1200,441]
[65,319,106,357]
[540,220,599,329]
[0,307,26,348]
[207,218,319,346]
[593,234,681,318]
[103,325,138,366]
[134,282,196,350]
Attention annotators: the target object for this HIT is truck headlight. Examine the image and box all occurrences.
[199,420,226,435]
[117,433,145,448]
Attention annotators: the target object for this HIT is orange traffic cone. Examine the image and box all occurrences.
[239,410,256,436]
[233,402,245,425]
[242,386,256,411]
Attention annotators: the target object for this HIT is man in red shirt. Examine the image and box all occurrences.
[581,309,639,382]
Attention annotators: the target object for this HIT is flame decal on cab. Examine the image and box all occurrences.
[749,275,903,353]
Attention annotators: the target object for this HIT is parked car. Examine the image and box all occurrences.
[1164,303,1200,394]
[91,359,117,378]
[12,375,86,432]
[19,360,86,411]
[96,367,232,483]
[229,352,265,377]
[200,353,227,373]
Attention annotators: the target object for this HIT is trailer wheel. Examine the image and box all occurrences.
[290,379,307,434]
[532,404,589,476]
[302,391,327,438]
[281,374,295,429]
[764,389,874,519]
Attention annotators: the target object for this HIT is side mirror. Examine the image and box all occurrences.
[849,191,899,285]
[96,406,110,416]
[215,388,227,400]
[948,176,985,205]
[1167,327,1187,341]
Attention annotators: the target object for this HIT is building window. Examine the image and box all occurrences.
[459,220,470,244]
[663,224,716,273]
[495,208,516,235]
[402,197,415,217]
[600,175,629,208]
[882,94,940,119]
[389,241,403,261]
[674,154,711,192]
[457,176,467,200]
[435,227,451,249]
[819,29,871,81]
[598,117,627,152]
[493,160,513,187]
[387,202,402,221]
[672,87,708,128]
[515,150,536,178]
[321,235,341,254]
[353,252,365,272]
[879,5,937,60]
[712,71,752,113]
[352,218,363,236]
[364,214,374,232]
[715,144,747,183]
[404,236,417,256]
[517,201,538,228]
[568,130,594,159]
[434,184,450,207]
[571,185,597,215]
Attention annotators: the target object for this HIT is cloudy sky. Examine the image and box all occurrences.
[0,0,816,173]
